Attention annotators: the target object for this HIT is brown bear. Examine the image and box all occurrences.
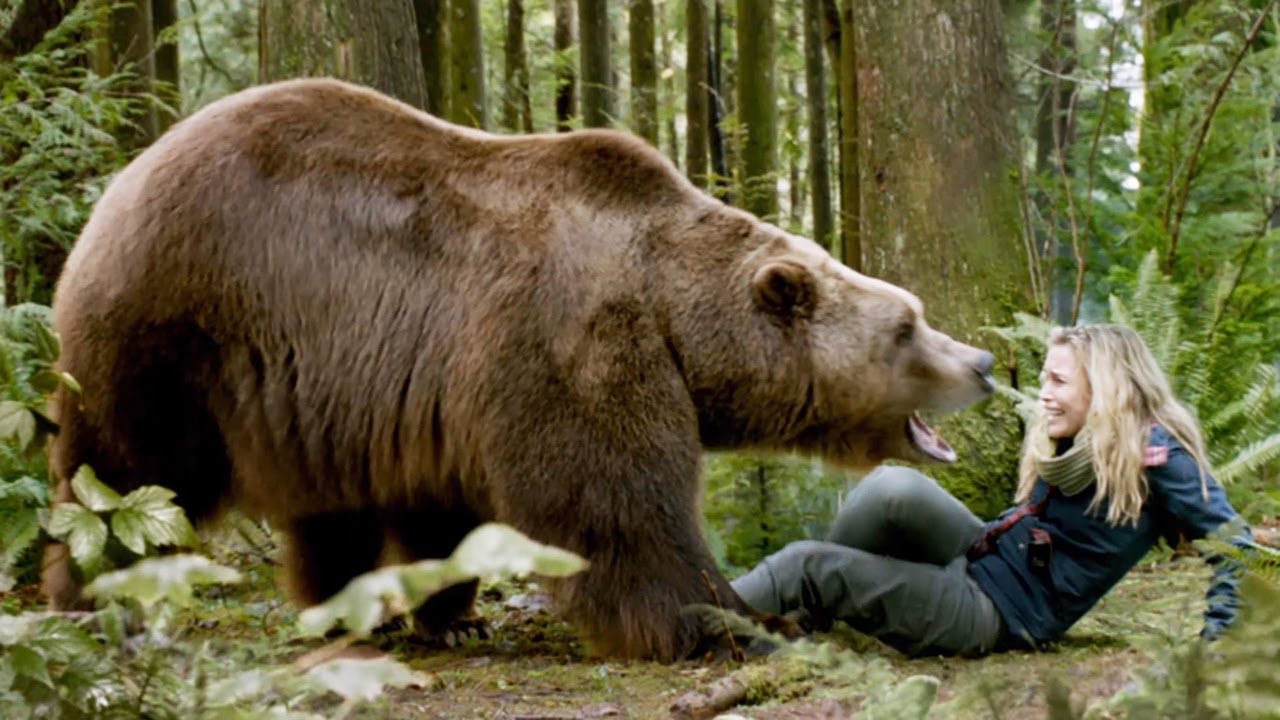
[41,78,995,661]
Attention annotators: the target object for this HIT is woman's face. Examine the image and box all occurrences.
[1039,343,1091,439]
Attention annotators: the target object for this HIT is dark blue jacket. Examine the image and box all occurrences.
[968,425,1252,647]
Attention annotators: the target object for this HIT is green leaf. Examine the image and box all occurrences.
[84,554,241,608]
[110,485,197,555]
[0,401,36,451]
[8,645,52,688]
[31,320,60,363]
[25,617,99,663]
[70,465,120,512]
[304,657,429,702]
[44,502,106,568]
[299,523,587,638]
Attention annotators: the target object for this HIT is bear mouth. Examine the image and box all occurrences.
[907,413,957,463]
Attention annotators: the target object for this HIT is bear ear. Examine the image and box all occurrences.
[752,260,816,320]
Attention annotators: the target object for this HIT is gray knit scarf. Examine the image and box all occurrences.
[1033,432,1097,497]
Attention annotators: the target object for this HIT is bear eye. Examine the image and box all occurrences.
[895,322,915,346]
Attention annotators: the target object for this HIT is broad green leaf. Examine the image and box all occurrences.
[304,656,428,702]
[450,523,589,579]
[0,401,36,451]
[8,645,52,688]
[299,523,586,638]
[25,617,99,662]
[70,465,120,512]
[58,371,81,394]
[206,668,279,707]
[0,614,39,645]
[84,554,241,608]
[110,485,198,555]
[44,503,106,568]
[31,320,60,363]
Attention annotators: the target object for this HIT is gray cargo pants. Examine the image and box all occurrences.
[730,465,1005,656]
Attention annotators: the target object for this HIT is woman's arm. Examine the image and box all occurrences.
[1148,443,1254,639]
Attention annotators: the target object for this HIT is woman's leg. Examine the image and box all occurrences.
[730,540,1003,657]
[827,466,984,565]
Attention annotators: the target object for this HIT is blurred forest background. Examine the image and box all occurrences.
[1,1,1279,717]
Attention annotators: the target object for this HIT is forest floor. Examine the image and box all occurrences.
[7,519,1274,720]
[184,533,1233,719]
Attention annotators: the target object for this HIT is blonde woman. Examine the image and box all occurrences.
[731,324,1253,655]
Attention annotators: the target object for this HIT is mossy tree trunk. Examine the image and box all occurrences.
[259,0,428,110]
[503,0,533,132]
[629,0,658,144]
[853,0,1034,511]
[685,0,709,187]
[707,0,729,198]
[447,0,487,128]
[736,0,777,220]
[803,0,834,252]
[578,0,612,127]
[554,0,576,131]
[413,0,448,117]
[151,0,179,131]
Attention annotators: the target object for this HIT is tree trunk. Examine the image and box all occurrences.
[855,0,1032,335]
[413,0,448,117]
[629,0,658,144]
[1,0,80,60]
[736,0,777,220]
[836,0,858,269]
[1034,0,1077,324]
[660,1,680,166]
[707,0,729,198]
[578,0,613,127]
[803,0,834,251]
[97,0,159,149]
[152,0,179,131]
[259,0,428,110]
[447,0,487,128]
[685,0,710,187]
[554,0,576,131]
[856,0,1033,510]
[503,0,533,132]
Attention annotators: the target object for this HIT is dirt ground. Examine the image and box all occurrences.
[172,536,1218,720]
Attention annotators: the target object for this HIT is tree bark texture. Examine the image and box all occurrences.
[629,0,658,144]
[413,0,448,116]
[152,0,179,130]
[504,0,533,132]
[1033,0,1077,324]
[707,0,729,198]
[259,0,428,110]
[447,0,487,128]
[578,0,612,126]
[853,0,1032,337]
[803,0,834,251]
[836,0,858,268]
[97,0,159,149]
[660,2,680,165]
[736,0,777,220]
[685,0,710,186]
[1,0,80,60]
[554,0,576,131]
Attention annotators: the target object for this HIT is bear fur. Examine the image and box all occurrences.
[41,79,995,661]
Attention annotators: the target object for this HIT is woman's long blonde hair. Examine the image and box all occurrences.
[1015,324,1212,526]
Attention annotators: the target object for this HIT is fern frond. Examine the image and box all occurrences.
[1214,432,1280,484]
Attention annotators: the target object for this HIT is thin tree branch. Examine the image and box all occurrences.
[1068,5,1126,324]
[186,0,236,87]
[1163,0,1277,276]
